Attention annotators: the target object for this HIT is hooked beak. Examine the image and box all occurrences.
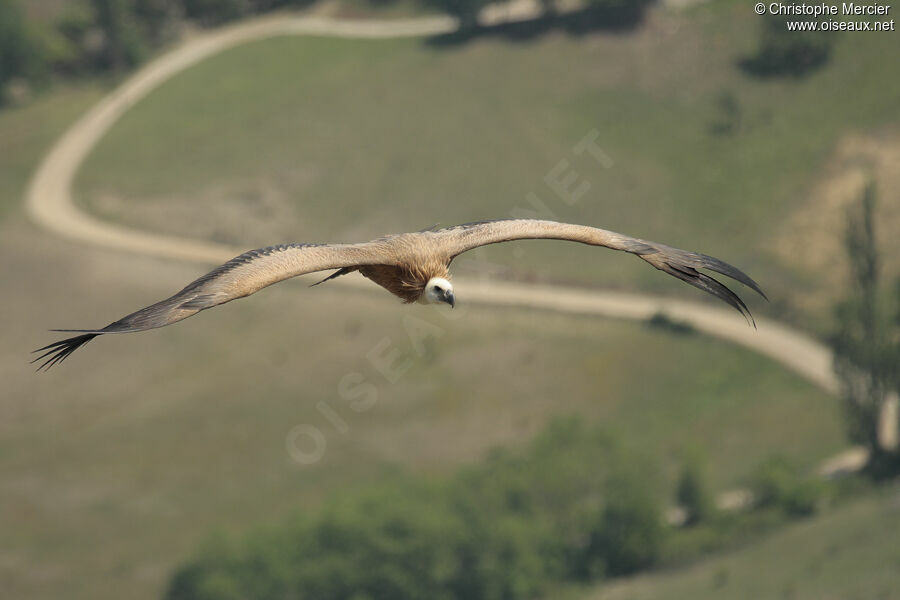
[443,290,456,308]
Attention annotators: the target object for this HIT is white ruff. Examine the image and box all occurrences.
[421,277,453,304]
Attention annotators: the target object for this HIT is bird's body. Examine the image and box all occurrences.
[33,219,766,370]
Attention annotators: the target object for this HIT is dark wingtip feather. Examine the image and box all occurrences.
[31,333,99,372]
[696,254,768,302]
[640,244,765,327]
[665,263,757,328]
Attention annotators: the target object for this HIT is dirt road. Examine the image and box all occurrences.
[24,11,839,391]
[25,10,876,480]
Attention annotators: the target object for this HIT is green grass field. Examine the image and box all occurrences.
[0,84,103,221]
[4,247,840,600]
[4,3,899,600]
[584,484,900,600]
[73,5,900,327]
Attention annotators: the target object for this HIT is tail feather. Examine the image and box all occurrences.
[31,333,100,372]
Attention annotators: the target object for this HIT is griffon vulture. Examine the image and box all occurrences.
[33,219,766,370]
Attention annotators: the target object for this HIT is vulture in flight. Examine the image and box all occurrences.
[34,219,766,370]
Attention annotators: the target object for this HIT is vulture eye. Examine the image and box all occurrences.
[434,286,443,292]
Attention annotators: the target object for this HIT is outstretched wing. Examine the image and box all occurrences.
[33,242,392,370]
[432,219,767,322]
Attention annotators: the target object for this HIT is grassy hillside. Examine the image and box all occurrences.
[0,84,103,221]
[3,218,840,599]
[73,6,900,326]
[583,485,900,600]
[4,5,894,600]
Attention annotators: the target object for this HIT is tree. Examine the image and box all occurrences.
[580,0,656,30]
[708,90,742,137]
[0,0,45,93]
[133,0,179,46]
[675,448,716,526]
[830,182,900,478]
[181,0,315,25]
[424,0,490,32]
[576,471,665,578]
[538,0,557,18]
[742,1,832,77]
[750,456,824,517]
[182,0,251,25]
[90,0,146,70]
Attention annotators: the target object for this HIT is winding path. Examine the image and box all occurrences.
[25,10,881,479]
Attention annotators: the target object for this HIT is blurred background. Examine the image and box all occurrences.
[2,0,899,598]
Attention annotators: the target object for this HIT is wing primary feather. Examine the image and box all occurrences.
[34,221,768,371]
[643,244,767,302]
[435,219,766,324]
[31,334,99,372]
[693,253,768,301]
[33,241,393,370]
[665,263,756,328]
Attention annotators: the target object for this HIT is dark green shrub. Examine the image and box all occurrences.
[182,0,252,24]
[750,456,825,517]
[182,0,317,26]
[647,312,695,336]
[167,481,559,600]
[423,0,491,31]
[133,0,179,46]
[708,90,742,136]
[167,419,670,599]
[0,0,46,91]
[89,0,147,70]
[742,2,832,77]
[579,0,656,30]
[580,473,665,577]
[675,449,716,526]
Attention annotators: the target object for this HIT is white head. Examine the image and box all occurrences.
[421,277,455,307]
